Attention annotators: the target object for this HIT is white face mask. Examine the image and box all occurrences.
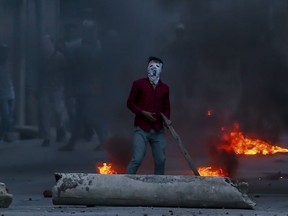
[147,62,163,85]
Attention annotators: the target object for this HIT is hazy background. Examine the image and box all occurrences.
[1,0,288,176]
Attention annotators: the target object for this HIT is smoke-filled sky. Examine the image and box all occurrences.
[58,0,288,174]
[2,0,288,175]
[59,0,288,140]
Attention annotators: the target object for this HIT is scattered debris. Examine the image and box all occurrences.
[264,171,288,180]
[43,189,53,198]
[0,183,12,208]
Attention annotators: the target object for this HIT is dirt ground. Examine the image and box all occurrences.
[0,138,288,216]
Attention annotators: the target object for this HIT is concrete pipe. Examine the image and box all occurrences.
[52,173,256,209]
[0,182,13,208]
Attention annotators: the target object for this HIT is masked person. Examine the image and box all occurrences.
[126,56,170,175]
[37,35,67,147]
[59,19,108,151]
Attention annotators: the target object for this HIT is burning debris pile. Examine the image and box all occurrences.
[96,162,117,175]
[96,121,288,178]
[198,166,228,177]
[203,122,288,178]
[218,123,288,155]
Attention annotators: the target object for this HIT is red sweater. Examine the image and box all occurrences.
[127,78,170,132]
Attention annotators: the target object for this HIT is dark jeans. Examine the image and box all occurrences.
[0,99,14,140]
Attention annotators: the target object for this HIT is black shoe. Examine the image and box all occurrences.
[41,139,50,147]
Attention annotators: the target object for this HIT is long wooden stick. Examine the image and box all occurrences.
[161,113,200,176]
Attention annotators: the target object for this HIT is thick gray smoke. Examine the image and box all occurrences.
[9,0,287,174]
[87,0,288,174]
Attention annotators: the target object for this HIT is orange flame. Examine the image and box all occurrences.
[198,166,227,176]
[207,109,213,117]
[219,123,288,155]
[97,163,117,174]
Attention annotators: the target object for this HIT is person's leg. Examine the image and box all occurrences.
[82,95,96,142]
[83,124,94,142]
[126,127,147,174]
[93,123,110,151]
[0,99,15,142]
[59,96,83,151]
[64,92,76,134]
[4,99,14,142]
[7,99,14,127]
[91,100,111,151]
[0,99,10,141]
[52,87,66,142]
[93,103,111,151]
[149,129,166,175]
[39,91,53,146]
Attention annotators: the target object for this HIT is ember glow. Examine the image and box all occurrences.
[219,123,288,155]
[97,163,117,174]
[198,166,227,177]
[207,109,213,117]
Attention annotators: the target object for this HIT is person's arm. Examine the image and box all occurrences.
[127,81,156,121]
[162,87,170,119]
[127,81,142,115]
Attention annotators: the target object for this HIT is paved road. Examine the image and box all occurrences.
[0,139,288,215]
[0,194,287,216]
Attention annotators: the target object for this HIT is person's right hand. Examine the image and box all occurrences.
[142,111,157,122]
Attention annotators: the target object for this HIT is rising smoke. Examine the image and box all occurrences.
[94,0,288,174]
[22,0,288,174]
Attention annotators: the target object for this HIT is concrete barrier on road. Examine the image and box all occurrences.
[0,182,13,208]
[52,173,256,209]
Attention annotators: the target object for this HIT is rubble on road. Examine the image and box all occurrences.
[0,182,13,208]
